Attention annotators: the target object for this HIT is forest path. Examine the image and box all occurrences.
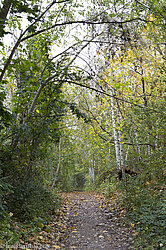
[62,191,134,250]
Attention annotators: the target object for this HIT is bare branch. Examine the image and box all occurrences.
[0,0,62,82]
[20,18,143,43]
[27,37,97,115]
[0,34,22,82]
[63,80,144,108]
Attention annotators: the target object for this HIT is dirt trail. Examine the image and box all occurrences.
[63,192,134,250]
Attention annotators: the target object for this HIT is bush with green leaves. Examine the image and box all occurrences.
[0,212,18,245]
[0,175,12,218]
[0,159,13,218]
[121,151,166,249]
[6,169,58,221]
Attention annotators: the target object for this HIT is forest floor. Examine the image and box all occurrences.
[15,191,134,249]
[60,191,134,249]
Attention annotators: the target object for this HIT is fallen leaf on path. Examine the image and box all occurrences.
[53,245,61,249]
[98,235,104,238]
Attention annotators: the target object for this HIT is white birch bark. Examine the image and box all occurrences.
[110,85,121,171]
[116,103,124,167]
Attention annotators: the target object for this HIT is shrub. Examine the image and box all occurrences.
[121,151,166,249]
[6,171,57,221]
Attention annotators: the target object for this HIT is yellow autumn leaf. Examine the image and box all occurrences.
[36,109,40,113]
[53,245,61,249]
[149,14,154,21]
[38,236,43,240]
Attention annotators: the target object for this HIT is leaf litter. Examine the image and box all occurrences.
[62,191,134,249]
[14,191,134,249]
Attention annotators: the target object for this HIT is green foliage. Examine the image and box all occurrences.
[0,147,58,222]
[130,195,166,249]
[121,150,166,249]
[0,10,66,243]
[0,172,13,218]
[73,172,86,190]
[0,85,12,131]
[0,145,62,244]
[69,102,90,123]
[0,212,19,245]
[7,171,57,221]
[97,176,118,197]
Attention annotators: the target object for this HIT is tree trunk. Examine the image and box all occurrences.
[110,84,121,171]
[0,0,12,36]
[116,103,124,167]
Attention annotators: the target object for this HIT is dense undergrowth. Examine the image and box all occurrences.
[95,151,166,249]
[0,148,61,245]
